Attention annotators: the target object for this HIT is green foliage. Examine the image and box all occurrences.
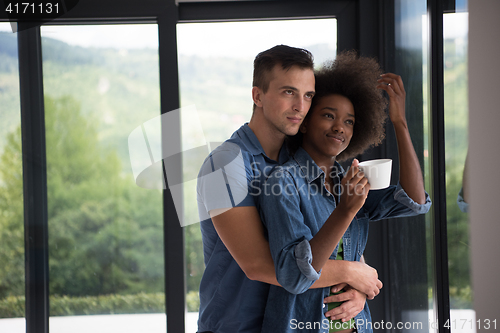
[0,96,164,317]
[0,295,24,318]
[0,293,165,317]
[443,37,470,308]
[0,126,24,298]
[186,290,200,313]
[449,285,472,309]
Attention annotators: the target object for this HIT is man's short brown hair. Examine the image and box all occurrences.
[252,45,314,110]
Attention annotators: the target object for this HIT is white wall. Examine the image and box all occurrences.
[469,0,500,322]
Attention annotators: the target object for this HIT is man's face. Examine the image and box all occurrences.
[255,64,315,136]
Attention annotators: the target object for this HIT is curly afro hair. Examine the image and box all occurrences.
[287,50,388,162]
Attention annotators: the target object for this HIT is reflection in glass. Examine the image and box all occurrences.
[176,18,337,328]
[0,24,25,333]
[40,24,165,333]
[391,0,433,331]
[444,11,473,331]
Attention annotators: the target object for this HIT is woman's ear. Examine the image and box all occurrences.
[252,86,263,108]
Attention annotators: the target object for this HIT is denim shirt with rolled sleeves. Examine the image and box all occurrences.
[197,123,290,333]
[259,147,432,333]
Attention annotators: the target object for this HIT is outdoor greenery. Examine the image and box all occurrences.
[0,95,165,315]
[0,28,470,320]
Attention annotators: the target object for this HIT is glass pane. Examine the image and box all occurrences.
[444,10,473,332]
[391,0,434,331]
[40,24,165,333]
[176,18,337,331]
[0,23,26,333]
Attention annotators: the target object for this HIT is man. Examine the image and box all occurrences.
[196,45,382,333]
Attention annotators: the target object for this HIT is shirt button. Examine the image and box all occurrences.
[323,303,326,308]
[326,192,331,196]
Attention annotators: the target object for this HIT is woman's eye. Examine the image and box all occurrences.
[324,114,334,119]
[346,119,354,125]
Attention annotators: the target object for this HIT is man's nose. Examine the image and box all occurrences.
[293,97,305,112]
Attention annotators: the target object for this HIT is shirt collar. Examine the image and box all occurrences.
[237,123,289,164]
[292,146,344,184]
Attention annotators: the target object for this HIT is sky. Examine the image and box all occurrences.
[1,13,467,56]
[1,19,337,58]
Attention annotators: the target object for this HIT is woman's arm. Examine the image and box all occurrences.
[377,73,426,204]
[307,159,371,273]
[211,206,381,298]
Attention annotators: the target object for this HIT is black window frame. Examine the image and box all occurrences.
[0,0,452,332]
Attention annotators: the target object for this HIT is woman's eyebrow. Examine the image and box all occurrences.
[320,107,355,118]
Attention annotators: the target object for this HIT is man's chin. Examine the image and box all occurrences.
[282,126,300,137]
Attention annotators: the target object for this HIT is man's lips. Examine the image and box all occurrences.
[287,117,302,124]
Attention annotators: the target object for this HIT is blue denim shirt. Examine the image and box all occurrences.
[197,124,289,333]
[259,147,432,333]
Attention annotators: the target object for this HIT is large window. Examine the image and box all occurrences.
[0,1,472,332]
[443,9,472,332]
[41,24,165,333]
[176,18,337,330]
[0,22,25,333]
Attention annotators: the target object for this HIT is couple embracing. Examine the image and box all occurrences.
[196,45,431,333]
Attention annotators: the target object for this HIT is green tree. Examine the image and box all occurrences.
[0,126,24,298]
[0,96,164,303]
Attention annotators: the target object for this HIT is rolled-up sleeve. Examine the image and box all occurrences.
[393,183,432,214]
[260,168,320,295]
[360,182,432,220]
[294,239,322,281]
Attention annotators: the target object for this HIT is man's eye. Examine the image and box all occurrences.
[285,90,293,95]
[305,93,313,99]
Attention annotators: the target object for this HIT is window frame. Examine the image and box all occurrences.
[0,0,454,332]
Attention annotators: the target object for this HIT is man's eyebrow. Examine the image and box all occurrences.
[278,85,298,91]
[321,107,355,118]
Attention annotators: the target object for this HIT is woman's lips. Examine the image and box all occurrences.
[327,134,344,143]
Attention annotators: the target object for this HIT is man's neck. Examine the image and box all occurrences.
[248,117,285,161]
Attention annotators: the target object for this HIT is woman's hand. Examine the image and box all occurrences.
[377,73,407,126]
[337,159,370,216]
[324,285,367,322]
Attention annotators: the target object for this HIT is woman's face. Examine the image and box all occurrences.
[301,94,355,160]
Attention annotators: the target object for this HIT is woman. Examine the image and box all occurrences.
[258,51,431,333]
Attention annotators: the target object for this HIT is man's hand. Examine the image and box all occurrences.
[324,286,367,322]
[331,261,382,300]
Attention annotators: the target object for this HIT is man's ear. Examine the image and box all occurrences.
[252,86,263,108]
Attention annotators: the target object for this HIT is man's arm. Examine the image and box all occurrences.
[211,206,381,298]
[210,206,277,284]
